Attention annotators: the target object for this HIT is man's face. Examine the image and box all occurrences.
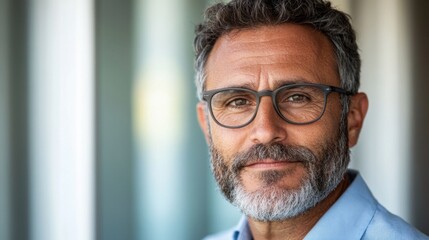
[197,24,363,221]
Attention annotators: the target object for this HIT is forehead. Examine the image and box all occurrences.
[205,24,339,90]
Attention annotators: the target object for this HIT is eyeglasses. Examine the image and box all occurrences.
[202,83,353,128]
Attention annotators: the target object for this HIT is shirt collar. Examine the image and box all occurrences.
[304,170,377,239]
[233,215,252,240]
[233,170,377,240]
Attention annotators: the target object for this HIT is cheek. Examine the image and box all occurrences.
[313,108,341,148]
[210,125,247,161]
[286,110,340,155]
[287,127,323,154]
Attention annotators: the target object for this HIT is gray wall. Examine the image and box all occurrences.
[5,0,31,239]
[96,0,135,239]
[0,0,11,238]
[410,0,429,234]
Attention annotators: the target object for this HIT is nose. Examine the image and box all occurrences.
[249,96,288,145]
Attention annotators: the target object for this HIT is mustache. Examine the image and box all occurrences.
[231,143,317,173]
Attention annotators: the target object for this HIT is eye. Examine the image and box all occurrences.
[226,98,252,108]
[211,90,256,110]
[285,94,310,103]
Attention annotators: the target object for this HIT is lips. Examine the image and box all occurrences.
[244,159,298,169]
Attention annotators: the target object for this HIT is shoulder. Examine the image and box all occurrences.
[305,170,428,240]
[363,203,428,240]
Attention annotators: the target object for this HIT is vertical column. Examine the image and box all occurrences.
[410,0,429,235]
[0,0,11,239]
[95,0,135,239]
[133,0,210,239]
[134,0,188,239]
[9,0,30,239]
[28,0,95,239]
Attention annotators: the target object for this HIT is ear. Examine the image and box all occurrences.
[197,102,211,144]
[347,93,369,147]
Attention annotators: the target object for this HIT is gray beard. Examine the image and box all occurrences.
[209,120,350,222]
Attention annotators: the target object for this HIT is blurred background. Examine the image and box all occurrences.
[0,0,428,239]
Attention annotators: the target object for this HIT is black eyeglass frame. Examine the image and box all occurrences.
[202,83,353,129]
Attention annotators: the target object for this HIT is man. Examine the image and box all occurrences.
[194,0,428,239]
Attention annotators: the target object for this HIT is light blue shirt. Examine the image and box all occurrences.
[205,170,428,240]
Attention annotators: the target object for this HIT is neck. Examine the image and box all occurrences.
[248,174,350,240]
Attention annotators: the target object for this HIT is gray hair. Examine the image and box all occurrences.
[194,0,360,100]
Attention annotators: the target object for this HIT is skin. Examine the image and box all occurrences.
[197,24,368,240]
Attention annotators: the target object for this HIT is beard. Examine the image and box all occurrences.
[208,117,350,222]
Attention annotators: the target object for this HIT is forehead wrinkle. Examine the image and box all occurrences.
[206,24,340,90]
[206,62,260,88]
[211,53,326,91]
[225,27,329,53]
